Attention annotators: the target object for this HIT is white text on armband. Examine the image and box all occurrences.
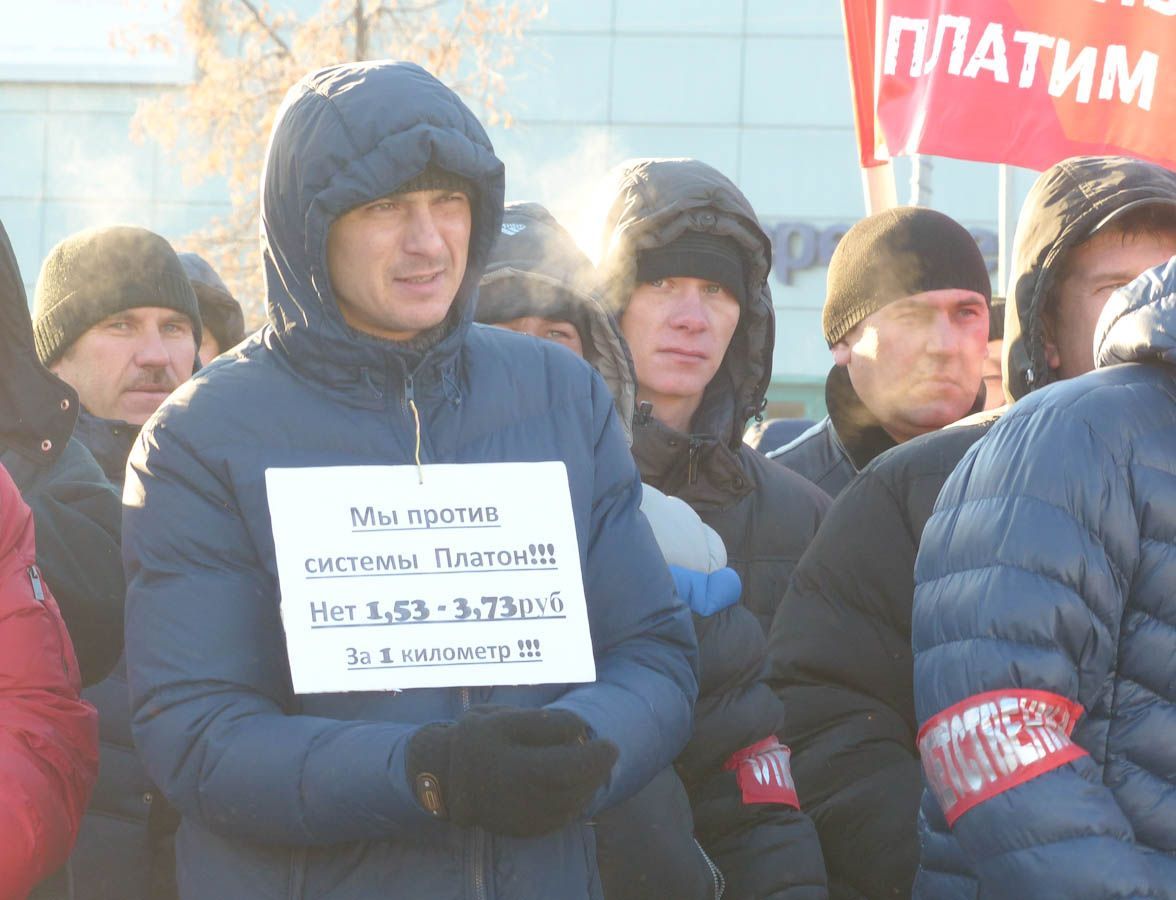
[723,737,801,808]
[917,689,1087,825]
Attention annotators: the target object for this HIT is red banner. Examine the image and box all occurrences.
[843,0,1176,171]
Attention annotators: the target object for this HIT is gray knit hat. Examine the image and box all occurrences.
[33,225,202,365]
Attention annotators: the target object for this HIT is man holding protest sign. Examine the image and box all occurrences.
[120,61,698,900]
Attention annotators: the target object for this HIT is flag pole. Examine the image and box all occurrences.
[997,163,1014,295]
[862,161,898,215]
[843,0,898,215]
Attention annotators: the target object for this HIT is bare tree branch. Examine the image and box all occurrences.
[235,0,292,56]
[374,0,446,16]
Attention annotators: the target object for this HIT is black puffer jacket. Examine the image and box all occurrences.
[765,155,1176,900]
[597,158,831,635]
[598,162,830,898]
[683,604,827,899]
[765,420,996,899]
[67,424,178,900]
[0,219,123,687]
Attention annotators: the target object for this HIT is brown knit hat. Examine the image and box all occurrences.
[822,207,991,346]
[33,225,201,365]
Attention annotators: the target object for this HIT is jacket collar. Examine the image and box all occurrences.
[73,409,138,487]
[823,365,897,471]
[631,382,752,509]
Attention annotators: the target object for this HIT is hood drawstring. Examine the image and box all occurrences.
[409,398,423,484]
[404,375,423,484]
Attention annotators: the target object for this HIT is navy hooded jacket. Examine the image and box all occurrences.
[912,255,1176,899]
[122,61,698,900]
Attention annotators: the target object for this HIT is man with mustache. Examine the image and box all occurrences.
[767,208,991,498]
[32,223,199,900]
[34,225,200,488]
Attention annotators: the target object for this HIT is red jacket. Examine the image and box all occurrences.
[0,463,98,899]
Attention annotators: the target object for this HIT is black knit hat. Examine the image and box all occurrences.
[178,252,246,352]
[478,280,595,354]
[822,207,991,346]
[33,225,201,365]
[393,162,476,199]
[635,231,747,305]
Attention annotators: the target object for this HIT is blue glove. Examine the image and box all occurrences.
[669,564,742,617]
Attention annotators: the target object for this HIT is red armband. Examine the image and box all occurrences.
[723,737,800,808]
[917,689,1087,826]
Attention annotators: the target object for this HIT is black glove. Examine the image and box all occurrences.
[407,705,618,837]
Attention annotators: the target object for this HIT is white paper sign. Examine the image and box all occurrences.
[265,463,596,694]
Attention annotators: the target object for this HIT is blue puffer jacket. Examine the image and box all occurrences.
[122,61,698,900]
[911,256,1176,900]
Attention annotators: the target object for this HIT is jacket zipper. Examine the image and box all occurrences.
[28,565,45,602]
[414,377,481,900]
[287,846,307,900]
[687,438,703,485]
[460,687,488,900]
[694,839,726,900]
[403,374,415,413]
[29,564,74,698]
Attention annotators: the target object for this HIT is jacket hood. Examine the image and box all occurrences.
[1005,155,1176,401]
[597,158,775,449]
[260,61,505,381]
[478,201,637,443]
[0,219,78,468]
[179,251,246,351]
[1096,254,1176,370]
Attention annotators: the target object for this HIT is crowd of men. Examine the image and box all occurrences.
[1,59,1173,900]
